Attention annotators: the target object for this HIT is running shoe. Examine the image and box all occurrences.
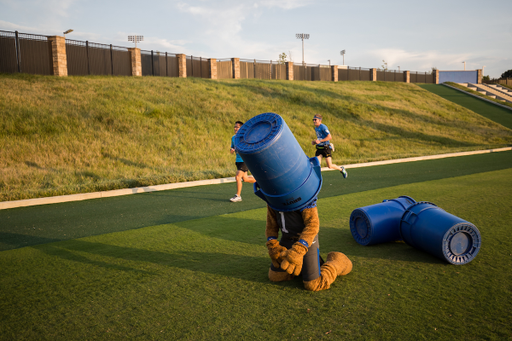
[230,194,242,202]
[340,167,348,179]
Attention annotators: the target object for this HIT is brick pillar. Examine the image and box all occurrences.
[177,54,187,78]
[232,58,240,79]
[370,68,377,81]
[331,65,338,82]
[404,71,410,83]
[434,69,439,84]
[286,62,294,80]
[128,48,142,76]
[209,58,217,80]
[48,36,67,76]
[477,69,482,84]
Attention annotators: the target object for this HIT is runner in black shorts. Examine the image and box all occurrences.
[312,114,348,178]
[236,161,249,173]
[315,144,333,159]
[230,121,256,202]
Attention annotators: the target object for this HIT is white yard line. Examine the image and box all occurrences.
[1,147,511,210]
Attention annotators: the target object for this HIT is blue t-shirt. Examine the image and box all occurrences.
[314,123,331,147]
[231,135,243,162]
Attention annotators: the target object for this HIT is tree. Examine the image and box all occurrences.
[278,52,287,65]
[501,69,512,79]
[380,60,388,71]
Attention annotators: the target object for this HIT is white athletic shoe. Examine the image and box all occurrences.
[230,194,242,202]
[340,166,348,179]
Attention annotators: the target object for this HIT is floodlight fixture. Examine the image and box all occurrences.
[63,29,73,35]
[340,50,346,65]
[296,33,310,65]
[128,35,144,48]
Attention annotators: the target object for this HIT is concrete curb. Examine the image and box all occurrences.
[1,147,511,210]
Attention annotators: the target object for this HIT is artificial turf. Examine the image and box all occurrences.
[1,166,511,340]
[2,150,512,251]
[419,84,512,130]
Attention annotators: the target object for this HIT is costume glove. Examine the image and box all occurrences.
[279,242,308,276]
[266,239,287,268]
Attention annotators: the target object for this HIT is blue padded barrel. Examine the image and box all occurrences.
[400,202,481,265]
[350,196,416,246]
[234,112,322,212]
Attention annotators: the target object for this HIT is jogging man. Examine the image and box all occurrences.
[312,114,348,178]
[230,121,256,202]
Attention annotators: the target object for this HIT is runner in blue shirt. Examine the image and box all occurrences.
[312,114,348,178]
[229,121,256,202]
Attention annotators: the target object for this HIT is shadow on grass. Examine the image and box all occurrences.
[30,238,273,283]
[320,226,443,265]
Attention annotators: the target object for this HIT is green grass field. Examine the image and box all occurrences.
[1,152,511,340]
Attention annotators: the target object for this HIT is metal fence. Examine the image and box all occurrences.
[240,60,254,79]
[272,63,287,80]
[339,67,372,81]
[377,70,405,82]
[66,40,132,76]
[410,71,433,84]
[187,56,210,78]
[0,30,52,75]
[217,59,232,79]
[0,29,437,84]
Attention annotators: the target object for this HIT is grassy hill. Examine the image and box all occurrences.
[1,74,511,201]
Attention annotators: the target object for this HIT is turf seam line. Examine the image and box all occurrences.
[442,83,512,111]
[1,147,511,210]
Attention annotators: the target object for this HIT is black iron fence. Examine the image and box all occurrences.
[0,30,52,75]
[0,29,436,84]
[140,50,179,77]
[66,39,132,76]
[339,67,372,81]
[377,69,404,82]
[187,56,210,78]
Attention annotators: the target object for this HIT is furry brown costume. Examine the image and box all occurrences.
[265,204,352,291]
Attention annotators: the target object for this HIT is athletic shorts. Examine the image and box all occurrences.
[270,235,322,282]
[315,145,332,158]
[236,162,249,172]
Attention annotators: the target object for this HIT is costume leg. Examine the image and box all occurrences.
[303,252,352,292]
[268,268,295,282]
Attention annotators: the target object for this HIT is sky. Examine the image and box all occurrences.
[1,0,511,79]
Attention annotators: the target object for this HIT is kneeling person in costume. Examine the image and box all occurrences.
[265,200,352,291]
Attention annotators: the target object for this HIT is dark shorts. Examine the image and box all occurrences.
[235,162,249,172]
[315,145,332,158]
[270,235,322,282]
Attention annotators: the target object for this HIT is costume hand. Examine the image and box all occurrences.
[279,242,308,276]
[266,239,287,268]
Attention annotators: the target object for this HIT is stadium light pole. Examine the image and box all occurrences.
[340,50,346,65]
[128,35,144,48]
[296,33,309,66]
[462,61,466,70]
